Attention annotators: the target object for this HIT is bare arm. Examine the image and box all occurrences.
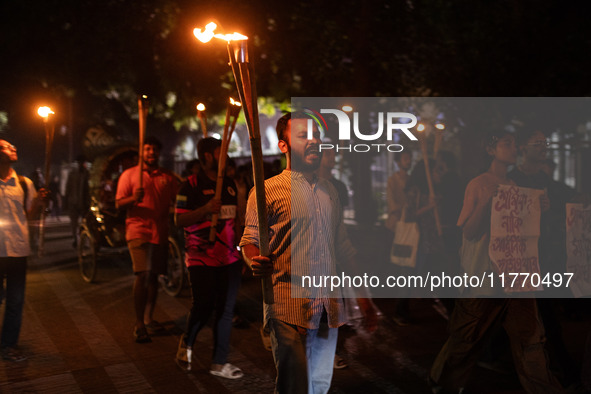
[174,198,221,228]
[461,182,497,241]
[241,243,272,276]
[116,188,144,210]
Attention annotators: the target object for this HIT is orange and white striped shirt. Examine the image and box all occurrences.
[240,170,356,329]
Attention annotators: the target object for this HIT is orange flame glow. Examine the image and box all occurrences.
[37,106,54,118]
[193,22,248,43]
[196,103,206,111]
[230,97,242,107]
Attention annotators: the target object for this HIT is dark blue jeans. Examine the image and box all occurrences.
[0,257,27,348]
[184,261,242,365]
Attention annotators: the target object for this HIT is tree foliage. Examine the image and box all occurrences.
[1,0,590,164]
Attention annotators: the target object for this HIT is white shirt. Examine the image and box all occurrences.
[0,170,36,257]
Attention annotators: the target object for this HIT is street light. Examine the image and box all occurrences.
[37,106,56,257]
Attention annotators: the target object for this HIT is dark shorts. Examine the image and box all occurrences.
[127,239,167,275]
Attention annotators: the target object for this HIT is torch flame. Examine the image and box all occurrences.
[196,103,206,111]
[193,22,248,43]
[417,123,426,132]
[230,97,242,107]
[37,106,54,118]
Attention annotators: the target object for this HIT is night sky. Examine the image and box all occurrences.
[1,0,591,175]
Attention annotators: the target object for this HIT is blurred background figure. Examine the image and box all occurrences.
[318,142,348,211]
[29,167,44,190]
[434,150,463,274]
[48,174,62,220]
[386,151,412,233]
[181,159,200,180]
[65,155,90,247]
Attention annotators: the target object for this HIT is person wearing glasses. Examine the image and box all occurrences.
[0,140,48,362]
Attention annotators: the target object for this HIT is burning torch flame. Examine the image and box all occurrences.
[196,103,206,111]
[417,123,426,132]
[37,106,54,119]
[193,22,248,43]
[230,97,242,107]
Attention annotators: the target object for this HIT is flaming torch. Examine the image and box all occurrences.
[37,106,56,257]
[137,95,149,199]
[194,22,273,304]
[196,103,208,137]
[433,122,445,156]
[209,97,242,242]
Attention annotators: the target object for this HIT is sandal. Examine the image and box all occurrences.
[145,320,166,334]
[133,327,152,344]
[333,355,348,369]
[210,363,244,379]
[175,337,192,372]
[0,346,27,362]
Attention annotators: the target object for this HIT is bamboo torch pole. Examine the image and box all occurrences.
[37,106,55,257]
[228,40,274,304]
[137,95,148,199]
[209,98,241,242]
[418,124,442,236]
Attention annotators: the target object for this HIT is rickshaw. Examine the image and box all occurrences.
[76,146,185,297]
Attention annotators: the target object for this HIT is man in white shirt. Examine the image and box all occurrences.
[0,139,47,361]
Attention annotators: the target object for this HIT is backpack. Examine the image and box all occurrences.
[17,175,28,212]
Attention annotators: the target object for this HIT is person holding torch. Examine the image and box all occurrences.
[174,137,244,378]
[115,136,178,344]
[240,112,378,394]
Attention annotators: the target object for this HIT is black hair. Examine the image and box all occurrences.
[144,135,162,150]
[478,129,514,173]
[197,137,221,161]
[276,111,311,141]
[406,159,435,195]
[481,129,513,151]
[515,128,546,147]
[276,112,291,141]
[394,150,412,163]
[184,159,199,172]
[436,150,457,172]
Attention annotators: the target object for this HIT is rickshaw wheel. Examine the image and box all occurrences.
[160,236,184,297]
[78,229,98,283]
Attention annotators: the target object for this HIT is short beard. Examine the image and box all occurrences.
[291,153,321,173]
[144,158,157,168]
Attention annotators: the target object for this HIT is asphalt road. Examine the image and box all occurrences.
[1,217,589,393]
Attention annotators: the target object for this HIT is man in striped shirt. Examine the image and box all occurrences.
[240,112,377,394]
